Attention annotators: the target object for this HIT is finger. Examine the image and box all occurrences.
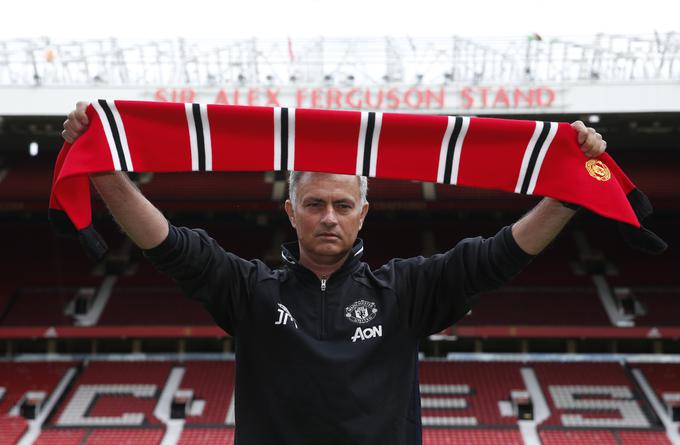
[75,101,89,125]
[64,119,78,134]
[583,132,598,151]
[590,138,606,157]
[583,137,606,158]
[583,148,598,158]
[66,113,84,133]
[581,127,597,149]
[61,129,74,143]
[571,120,588,145]
[63,119,81,137]
[580,133,593,153]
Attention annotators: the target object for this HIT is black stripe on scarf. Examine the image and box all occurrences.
[520,122,552,194]
[443,116,463,184]
[192,103,206,171]
[362,112,376,177]
[280,108,289,171]
[98,99,128,171]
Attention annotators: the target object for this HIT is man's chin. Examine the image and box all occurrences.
[312,244,348,258]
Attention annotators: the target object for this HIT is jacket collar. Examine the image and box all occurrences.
[280,238,364,280]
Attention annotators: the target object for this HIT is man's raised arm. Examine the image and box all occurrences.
[62,101,168,249]
[511,197,576,255]
[90,172,168,249]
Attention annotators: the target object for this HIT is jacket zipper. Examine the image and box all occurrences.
[320,277,327,339]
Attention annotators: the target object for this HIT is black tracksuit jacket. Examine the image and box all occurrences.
[144,223,533,445]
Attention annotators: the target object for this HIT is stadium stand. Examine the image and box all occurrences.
[179,361,235,425]
[539,429,673,445]
[97,288,212,326]
[634,362,680,432]
[52,361,172,427]
[635,363,680,399]
[82,428,164,445]
[0,221,105,288]
[33,428,86,445]
[1,358,679,444]
[177,428,235,444]
[1,289,78,326]
[0,362,73,416]
[140,172,275,204]
[0,159,52,207]
[631,291,680,326]
[617,430,674,445]
[419,361,524,426]
[422,428,525,445]
[368,178,426,201]
[538,430,618,445]
[589,221,680,287]
[457,289,610,326]
[115,259,175,287]
[0,416,27,445]
[532,362,652,428]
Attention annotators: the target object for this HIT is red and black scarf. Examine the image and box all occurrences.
[49,100,666,259]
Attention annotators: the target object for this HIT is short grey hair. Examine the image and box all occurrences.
[288,171,368,206]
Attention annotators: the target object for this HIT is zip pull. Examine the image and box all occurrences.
[320,277,327,292]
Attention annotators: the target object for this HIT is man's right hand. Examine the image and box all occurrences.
[60,101,169,249]
[62,101,90,143]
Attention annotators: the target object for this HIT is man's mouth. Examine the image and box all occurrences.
[317,232,339,239]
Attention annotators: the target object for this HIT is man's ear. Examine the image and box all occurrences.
[358,201,369,230]
[284,200,296,228]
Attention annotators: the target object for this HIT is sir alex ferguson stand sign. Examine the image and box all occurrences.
[152,85,558,113]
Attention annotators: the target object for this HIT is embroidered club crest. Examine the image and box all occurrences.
[585,159,611,182]
[345,300,378,324]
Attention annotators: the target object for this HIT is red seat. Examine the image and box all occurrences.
[0,416,27,445]
[177,428,235,445]
[34,428,87,445]
[419,361,525,426]
[422,428,524,445]
[180,362,236,425]
[533,362,651,428]
[539,430,617,445]
[83,428,164,445]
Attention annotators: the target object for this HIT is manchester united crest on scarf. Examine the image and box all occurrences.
[345,300,378,324]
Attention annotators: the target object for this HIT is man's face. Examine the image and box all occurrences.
[285,173,369,265]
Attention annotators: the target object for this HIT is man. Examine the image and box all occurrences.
[62,102,606,444]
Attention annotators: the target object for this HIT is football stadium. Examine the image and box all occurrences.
[0,32,679,445]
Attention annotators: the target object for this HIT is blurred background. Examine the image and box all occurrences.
[0,1,679,444]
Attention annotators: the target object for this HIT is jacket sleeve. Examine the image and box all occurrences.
[389,224,534,338]
[142,223,259,336]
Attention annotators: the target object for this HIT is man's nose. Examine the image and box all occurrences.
[320,205,338,225]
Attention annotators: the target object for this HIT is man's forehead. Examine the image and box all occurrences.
[297,172,361,197]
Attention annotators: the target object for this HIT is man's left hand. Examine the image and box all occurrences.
[571,120,606,158]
